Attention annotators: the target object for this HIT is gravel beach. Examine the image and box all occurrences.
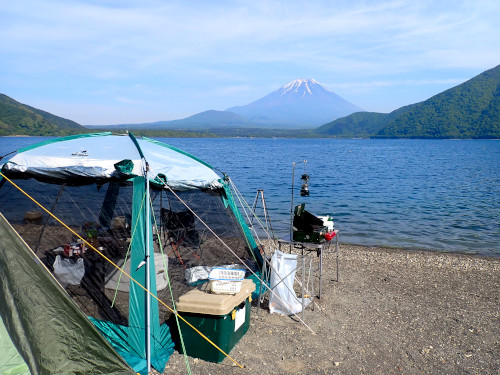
[157,244,499,375]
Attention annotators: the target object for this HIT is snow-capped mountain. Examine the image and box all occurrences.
[86,79,363,130]
[226,79,363,127]
[278,78,329,96]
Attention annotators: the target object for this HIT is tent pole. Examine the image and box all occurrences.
[35,183,66,253]
[290,162,296,240]
[145,167,151,373]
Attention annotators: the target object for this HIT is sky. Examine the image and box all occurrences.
[1,0,499,125]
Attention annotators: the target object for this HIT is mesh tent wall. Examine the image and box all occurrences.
[0,133,262,374]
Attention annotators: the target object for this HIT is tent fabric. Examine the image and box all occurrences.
[0,213,135,375]
[221,180,262,265]
[0,317,29,375]
[90,318,175,375]
[128,176,173,374]
[1,132,223,191]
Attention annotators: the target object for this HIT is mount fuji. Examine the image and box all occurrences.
[85,79,362,130]
[226,79,363,127]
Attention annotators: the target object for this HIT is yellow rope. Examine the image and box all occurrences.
[0,172,244,369]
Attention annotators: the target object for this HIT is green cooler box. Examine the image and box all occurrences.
[175,278,256,363]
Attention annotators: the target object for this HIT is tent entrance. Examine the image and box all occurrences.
[0,176,260,373]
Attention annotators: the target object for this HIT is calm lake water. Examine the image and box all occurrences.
[1,136,499,257]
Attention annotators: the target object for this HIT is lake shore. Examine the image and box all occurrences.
[158,244,499,374]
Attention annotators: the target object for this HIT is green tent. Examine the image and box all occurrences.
[0,213,135,375]
[0,310,29,375]
[0,133,262,373]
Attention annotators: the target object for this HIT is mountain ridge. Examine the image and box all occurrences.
[86,78,363,130]
[87,110,249,130]
[316,65,500,139]
[1,67,498,138]
[0,94,86,136]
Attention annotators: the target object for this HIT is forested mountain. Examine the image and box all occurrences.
[315,108,408,137]
[317,65,500,138]
[0,94,86,136]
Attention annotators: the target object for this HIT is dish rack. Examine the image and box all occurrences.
[208,268,245,294]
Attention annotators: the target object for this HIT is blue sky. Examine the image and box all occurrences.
[1,0,499,125]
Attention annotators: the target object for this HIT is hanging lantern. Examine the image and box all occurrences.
[300,173,309,196]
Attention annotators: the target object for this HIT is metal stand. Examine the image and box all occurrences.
[251,190,274,235]
[277,229,339,303]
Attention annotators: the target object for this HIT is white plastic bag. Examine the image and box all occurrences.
[184,265,213,284]
[53,255,85,287]
[269,250,310,315]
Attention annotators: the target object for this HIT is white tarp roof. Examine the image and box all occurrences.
[1,133,222,190]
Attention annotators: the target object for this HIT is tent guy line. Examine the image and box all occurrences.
[0,171,245,370]
[164,181,316,335]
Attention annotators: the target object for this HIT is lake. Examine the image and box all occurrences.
[1,136,499,257]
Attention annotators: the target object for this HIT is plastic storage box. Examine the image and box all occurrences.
[174,278,256,363]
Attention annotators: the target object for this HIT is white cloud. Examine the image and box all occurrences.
[1,0,499,123]
[4,1,500,71]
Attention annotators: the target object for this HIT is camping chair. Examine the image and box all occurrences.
[161,208,202,268]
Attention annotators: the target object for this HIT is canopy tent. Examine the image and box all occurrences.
[0,132,262,374]
[3,132,223,190]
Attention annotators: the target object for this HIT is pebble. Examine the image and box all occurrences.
[157,243,498,374]
[421,346,432,355]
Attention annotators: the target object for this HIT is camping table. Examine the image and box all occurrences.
[278,229,339,300]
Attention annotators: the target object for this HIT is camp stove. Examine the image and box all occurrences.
[292,203,335,244]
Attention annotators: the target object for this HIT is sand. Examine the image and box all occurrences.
[156,244,499,375]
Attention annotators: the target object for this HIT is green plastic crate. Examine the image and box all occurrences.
[176,298,251,363]
[174,279,255,363]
